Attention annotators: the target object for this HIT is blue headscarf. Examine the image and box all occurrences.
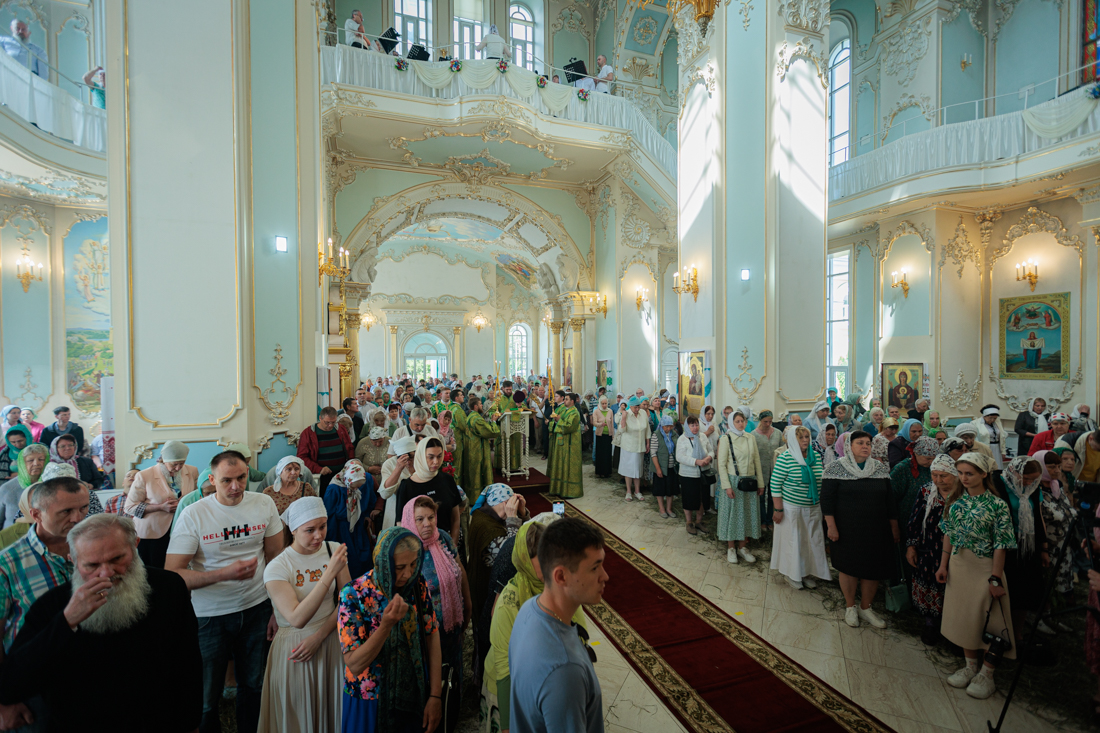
[899,418,922,442]
[471,482,513,513]
[627,396,643,408]
[658,414,676,454]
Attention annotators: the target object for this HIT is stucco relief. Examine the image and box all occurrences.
[551,4,591,39]
[881,17,931,87]
[940,216,980,278]
[777,0,829,33]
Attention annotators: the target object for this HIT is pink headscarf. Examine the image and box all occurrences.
[1033,450,1061,499]
[401,497,464,631]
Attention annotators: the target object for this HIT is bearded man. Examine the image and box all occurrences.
[0,513,202,731]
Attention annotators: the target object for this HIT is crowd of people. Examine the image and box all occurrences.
[1,379,1099,730]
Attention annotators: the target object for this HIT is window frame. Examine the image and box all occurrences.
[508,323,531,378]
[828,39,852,167]
[394,0,432,56]
[826,251,851,398]
[509,3,535,70]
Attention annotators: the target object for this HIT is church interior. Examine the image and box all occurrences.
[0,0,1099,730]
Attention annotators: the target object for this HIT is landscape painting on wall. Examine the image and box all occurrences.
[881,363,923,412]
[64,216,111,413]
[999,292,1070,380]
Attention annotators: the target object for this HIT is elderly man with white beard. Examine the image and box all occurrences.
[0,513,202,732]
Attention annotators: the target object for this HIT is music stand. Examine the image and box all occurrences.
[407,44,431,61]
[563,60,587,84]
[379,27,399,54]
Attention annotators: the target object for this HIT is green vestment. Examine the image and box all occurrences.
[548,405,583,498]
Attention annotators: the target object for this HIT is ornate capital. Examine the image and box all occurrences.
[778,0,829,34]
[388,325,398,335]
[453,326,462,335]
[549,321,564,335]
[569,317,585,332]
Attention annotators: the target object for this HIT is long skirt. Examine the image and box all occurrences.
[619,451,643,479]
[342,696,423,733]
[651,466,678,497]
[770,502,831,582]
[717,477,760,542]
[259,624,344,732]
[940,548,1016,659]
[594,434,614,477]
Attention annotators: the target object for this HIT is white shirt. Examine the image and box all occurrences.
[344,18,366,45]
[386,423,440,455]
[0,36,44,77]
[168,492,284,617]
[478,34,508,59]
[574,76,595,92]
[379,455,412,530]
[264,542,340,632]
[596,64,614,93]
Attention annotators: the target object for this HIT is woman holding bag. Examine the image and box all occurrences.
[716,408,765,564]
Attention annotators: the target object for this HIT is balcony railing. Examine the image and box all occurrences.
[828,78,1100,201]
[320,44,677,179]
[0,44,105,153]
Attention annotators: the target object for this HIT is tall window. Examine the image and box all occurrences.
[1086,0,1100,82]
[828,40,851,167]
[509,4,534,70]
[395,0,432,55]
[404,332,449,381]
[509,323,530,377]
[826,252,850,397]
[453,0,482,60]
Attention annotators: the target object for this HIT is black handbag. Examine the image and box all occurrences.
[725,434,759,493]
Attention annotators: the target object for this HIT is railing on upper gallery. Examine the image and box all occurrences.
[829,62,1099,201]
[0,38,105,153]
[320,28,677,178]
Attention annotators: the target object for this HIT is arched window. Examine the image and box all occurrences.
[403,332,449,381]
[395,0,432,56]
[828,40,851,166]
[1085,0,1100,82]
[509,4,535,71]
[508,323,530,378]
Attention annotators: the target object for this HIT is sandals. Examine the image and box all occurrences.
[624,494,633,501]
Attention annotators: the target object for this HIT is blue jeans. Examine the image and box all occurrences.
[196,600,272,733]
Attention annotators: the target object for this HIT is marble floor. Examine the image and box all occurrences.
[517,456,1087,733]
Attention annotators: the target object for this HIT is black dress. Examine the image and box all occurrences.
[821,475,898,579]
[1013,411,1049,457]
[993,475,1047,612]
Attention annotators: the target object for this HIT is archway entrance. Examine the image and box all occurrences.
[403,331,450,381]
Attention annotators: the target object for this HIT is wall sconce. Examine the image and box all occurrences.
[275,235,288,252]
[890,268,909,298]
[960,53,972,71]
[541,310,552,327]
[317,237,350,286]
[672,264,699,301]
[471,307,490,333]
[360,309,378,331]
[587,293,607,318]
[740,269,750,281]
[635,286,649,311]
[15,243,43,293]
[1016,258,1039,292]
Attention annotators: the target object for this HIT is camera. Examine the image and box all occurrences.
[553,501,565,516]
[981,629,1012,662]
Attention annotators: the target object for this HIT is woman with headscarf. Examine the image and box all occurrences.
[618,396,651,501]
[804,401,833,441]
[261,496,350,731]
[1071,403,1098,432]
[0,406,20,438]
[0,424,31,481]
[326,460,378,581]
[591,396,615,479]
[125,440,198,568]
[463,396,500,505]
[941,437,967,462]
[870,418,899,465]
[922,410,943,439]
[992,455,1047,644]
[769,425,828,590]
[699,406,718,451]
[716,408,765,564]
[890,435,941,545]
[671,415,706,531]
[1014,397,1050,457]
[546,392,583,499]
[18,409,43,442]
[337,526,443,733]
[822,431,898,629]
[435,411,456,454]
[906,454,962,645]
[953,422,995,463]
[0,477,38,549]
[812,424,840,466]
[1034,450,1077,602]
[356,426,392,480]
[264,456,318,515]
[974,405,1006,470]
[467,484,528,623]
[395,438,462,542]
[49,434,104,489]
[476,24,510,60]
[888,418,925,469]
[936,452,1016,700]
[832,404,857,434]
[752,411,782,527]
[862,407,885,438]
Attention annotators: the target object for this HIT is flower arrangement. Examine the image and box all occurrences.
[537,75,548,88]
[449,58,462,73]
[577,89,590,102]
[441,451,455,476]
[497,59,509,74]
[1090,84,1100,100]
[395,58,409,72]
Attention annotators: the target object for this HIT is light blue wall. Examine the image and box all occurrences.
[594,196,616,374]
[336,170,441,240]
[832,0,876,44]
[336,0,384,46]
[595,4,615,68]
[1,221,50,407]
[995,0,1060,114]
[882,105,931,144]
[258,433,297,473]
[854,81,876,156]
[852,245,876,391]
[250,0,302,416]
[881,235,930,338]
[56,17,91,103]
[940,14,985,123]
[553,29,588,72]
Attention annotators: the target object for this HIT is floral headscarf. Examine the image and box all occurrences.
[906,436,941,477]
[813,425,840,466]
[471,483,513,513]
[49,435,79,471]
[401,497,463,631]
[334,460,368,531]
[1002,455,1043,558]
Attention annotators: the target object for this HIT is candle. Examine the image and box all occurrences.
[328,238,333,259]
[1033,259,1038,276]
[318,240,323,257]
[1015,263,1021,278]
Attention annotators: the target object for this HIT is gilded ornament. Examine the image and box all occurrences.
[633,16,659,45]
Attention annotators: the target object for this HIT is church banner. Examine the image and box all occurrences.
[998,292,1070,381]
[881,363,923,413]
[63,216,111,414]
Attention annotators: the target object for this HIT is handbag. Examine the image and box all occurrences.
[725,434,759,493]
[884,552,911,613]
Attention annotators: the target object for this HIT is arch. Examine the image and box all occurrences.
[509,3,536,70]
[508,322,532,377]
[828,39,851,166]
[401,330,452,381]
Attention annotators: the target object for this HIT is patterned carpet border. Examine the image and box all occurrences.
[557,498,892,733]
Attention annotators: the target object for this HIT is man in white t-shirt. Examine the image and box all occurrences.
[166,450,284,733]
[344,10,368,48]
[595,54,615,93]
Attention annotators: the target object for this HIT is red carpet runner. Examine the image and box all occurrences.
[515,487,890,733]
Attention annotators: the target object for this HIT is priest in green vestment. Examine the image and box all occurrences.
[464,395,500,504]
[547,391,583,498]
[443,403,466,488]
[491,380,525,473]
[430,386,454,419]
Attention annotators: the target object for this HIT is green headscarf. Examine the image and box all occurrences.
[15,444,46,489]
[4,424,32,462]
[371,526,429,729]
[501,520,587,626]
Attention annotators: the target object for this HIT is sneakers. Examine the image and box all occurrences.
[707,508,718,515]
[858,606,887,629]
[785,576,804,590]
[802,577,818,589]
[727,548,739,564]
[1036,619,1056,635]
[737,548,757,563]
[844,606,859,627]
[966,670,997,699]
[947,665,978,689]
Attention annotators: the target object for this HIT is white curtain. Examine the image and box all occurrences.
[321,45,676,178]
[0,47,105,152]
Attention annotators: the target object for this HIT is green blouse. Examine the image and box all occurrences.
[939,491,1017,559]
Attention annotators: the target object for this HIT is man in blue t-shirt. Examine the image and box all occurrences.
[509,517,608,733]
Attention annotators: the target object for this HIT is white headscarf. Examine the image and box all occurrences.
[786,425,807,468]
[727,409,746,437]
[273,456,306,493]
[281,496,328,532]
[804,400,832,437]
[1027,398,1049,434]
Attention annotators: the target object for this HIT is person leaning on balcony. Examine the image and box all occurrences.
[0,20,45,78]
[594,54,615,93]
[344,10,368,48]
[477,25,510,60]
